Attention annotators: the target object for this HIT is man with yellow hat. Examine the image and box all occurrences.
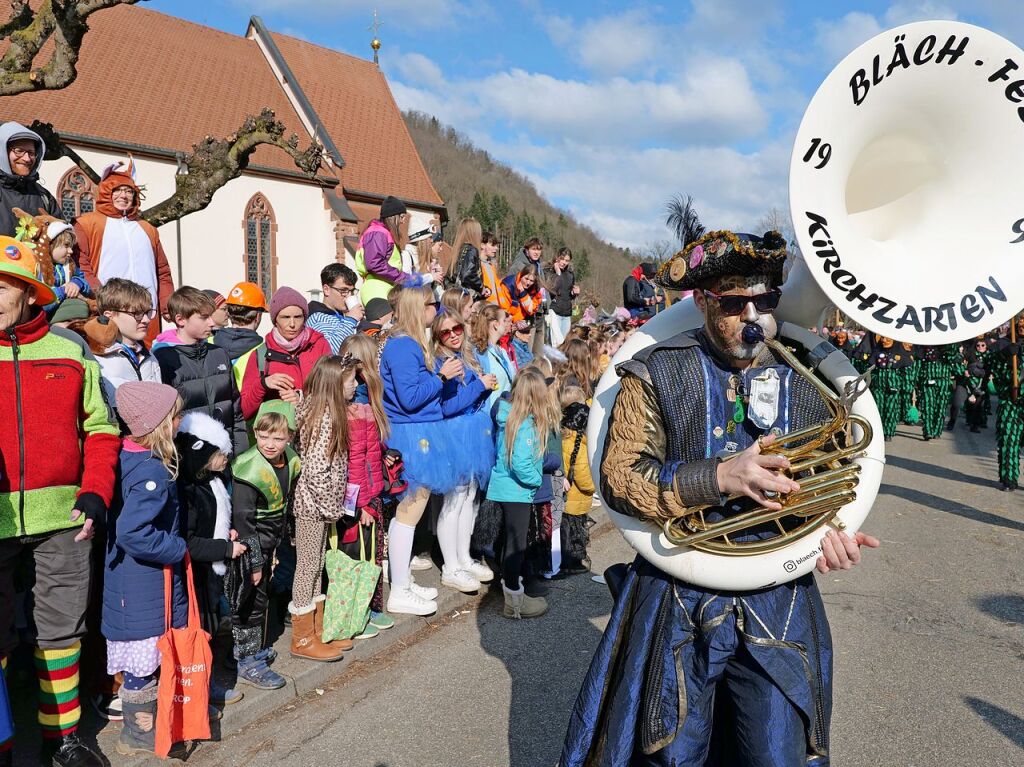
[0,236,119,767]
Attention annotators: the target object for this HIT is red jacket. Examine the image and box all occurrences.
[240,328,331,419]
[341,399,385,544]
[0,311,120,539]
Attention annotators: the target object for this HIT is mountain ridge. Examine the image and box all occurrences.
[403,110,635,308]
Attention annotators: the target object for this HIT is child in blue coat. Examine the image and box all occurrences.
[487,368,560,619]
[104,382,189,757]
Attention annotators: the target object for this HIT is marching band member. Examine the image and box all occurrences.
[561,230,879,767]
[990,317,1024,491]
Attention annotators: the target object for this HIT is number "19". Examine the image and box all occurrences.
[802,138,832,170]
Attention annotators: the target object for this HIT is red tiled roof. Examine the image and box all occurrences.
[0,4,318,178]
[269,31,444,206]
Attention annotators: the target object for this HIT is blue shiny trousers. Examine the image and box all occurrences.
[562,557,832,767]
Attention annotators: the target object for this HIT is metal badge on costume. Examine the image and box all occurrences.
[790,20,1024,345]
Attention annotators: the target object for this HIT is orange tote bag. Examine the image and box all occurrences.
[155,553,212,757]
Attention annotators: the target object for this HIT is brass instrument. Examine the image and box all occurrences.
[662,338,874,555]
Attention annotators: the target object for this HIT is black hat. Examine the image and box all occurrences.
[656,230,788,291]
[379,195,407,220]
[364,297,392,322]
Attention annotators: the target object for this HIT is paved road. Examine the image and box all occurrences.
[171,421,1023,767]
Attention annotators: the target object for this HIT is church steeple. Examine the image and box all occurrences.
[369,10,382,66]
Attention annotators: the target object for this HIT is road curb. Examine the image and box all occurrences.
[112,506,617,764]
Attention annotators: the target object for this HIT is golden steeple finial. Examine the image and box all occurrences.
[369,10,383,65]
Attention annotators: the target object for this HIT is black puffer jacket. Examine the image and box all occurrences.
[0,122,60,237]
[154,341,247,455]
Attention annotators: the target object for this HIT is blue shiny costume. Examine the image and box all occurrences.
[562,330,834,766]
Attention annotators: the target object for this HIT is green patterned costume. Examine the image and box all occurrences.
[915,346,959,440]
[899,347,918,424]
[989,341,1023,490]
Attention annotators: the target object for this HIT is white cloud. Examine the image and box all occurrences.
[391,52,446,90]
[572,12,663,76]
[814,12,883,65]
[814,2,960,65]
[488,139,793,250]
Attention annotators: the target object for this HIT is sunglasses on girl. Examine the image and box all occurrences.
[439,323,465,341]
[703,288,781,316]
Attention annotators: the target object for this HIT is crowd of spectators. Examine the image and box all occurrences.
[0,121,641,765]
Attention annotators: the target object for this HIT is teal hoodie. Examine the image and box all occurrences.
[486,398,543,502]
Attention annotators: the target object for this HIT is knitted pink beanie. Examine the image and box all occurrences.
[269,286,308,324]
[117,381,180,438]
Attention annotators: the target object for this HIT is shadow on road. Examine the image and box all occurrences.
[885,454,998,491]
[476,573,610,767]
[878,484,1024,533]
[964,697,1024,750]
[973,593,1024,627]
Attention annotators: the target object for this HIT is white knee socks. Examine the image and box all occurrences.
[388,518,416,590]
[456,481,478,568]
[439,482,477,573]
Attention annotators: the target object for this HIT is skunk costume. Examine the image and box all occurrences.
[175,412,234,635]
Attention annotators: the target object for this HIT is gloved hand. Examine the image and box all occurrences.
[71,492,106,542]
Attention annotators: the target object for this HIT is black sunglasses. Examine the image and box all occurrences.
[703,288,781,317]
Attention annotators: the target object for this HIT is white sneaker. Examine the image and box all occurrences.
[410,554,434,571]
[409,577,439,601]
[461,559,494,583]
[441,568,482,593]
[387,587,437,616]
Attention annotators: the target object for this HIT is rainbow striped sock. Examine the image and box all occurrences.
[34,644,81,740]
[0,654,10,753]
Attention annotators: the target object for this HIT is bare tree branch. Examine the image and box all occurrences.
[27,119,100,183]
[0,0,143,97]
[0,1,32,38]
[141,108,324,228]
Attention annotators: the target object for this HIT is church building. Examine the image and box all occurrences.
[0,4,445,306]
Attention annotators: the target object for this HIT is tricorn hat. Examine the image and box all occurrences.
[656,230,788,291]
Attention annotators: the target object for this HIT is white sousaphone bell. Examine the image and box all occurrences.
[588,20,1024,589]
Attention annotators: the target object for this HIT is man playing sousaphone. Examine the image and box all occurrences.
[561,230,879,766]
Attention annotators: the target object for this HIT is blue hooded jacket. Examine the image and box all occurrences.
[102,448,188,642]
[486,399,543,503]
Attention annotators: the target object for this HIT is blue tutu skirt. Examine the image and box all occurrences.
[446,408,496,488]
[387,419,460,496]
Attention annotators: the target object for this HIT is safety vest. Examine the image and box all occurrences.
[354,220,402,304]
[481,259,500,304]
[232,444,301,519]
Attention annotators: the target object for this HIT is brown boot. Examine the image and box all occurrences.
[313,595,354,652]
[289,602,345,662]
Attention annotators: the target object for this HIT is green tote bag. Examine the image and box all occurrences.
[322,522,381,642]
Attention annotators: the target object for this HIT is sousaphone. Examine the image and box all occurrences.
[588,20,1024,589]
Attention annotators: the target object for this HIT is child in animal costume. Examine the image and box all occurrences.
[12,206,91,314]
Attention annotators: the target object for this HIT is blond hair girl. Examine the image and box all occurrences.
[485,368,561,619]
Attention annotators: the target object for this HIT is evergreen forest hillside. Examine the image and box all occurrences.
[403,111,635,308]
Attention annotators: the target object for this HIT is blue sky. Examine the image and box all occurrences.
[148,0,1023,250]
